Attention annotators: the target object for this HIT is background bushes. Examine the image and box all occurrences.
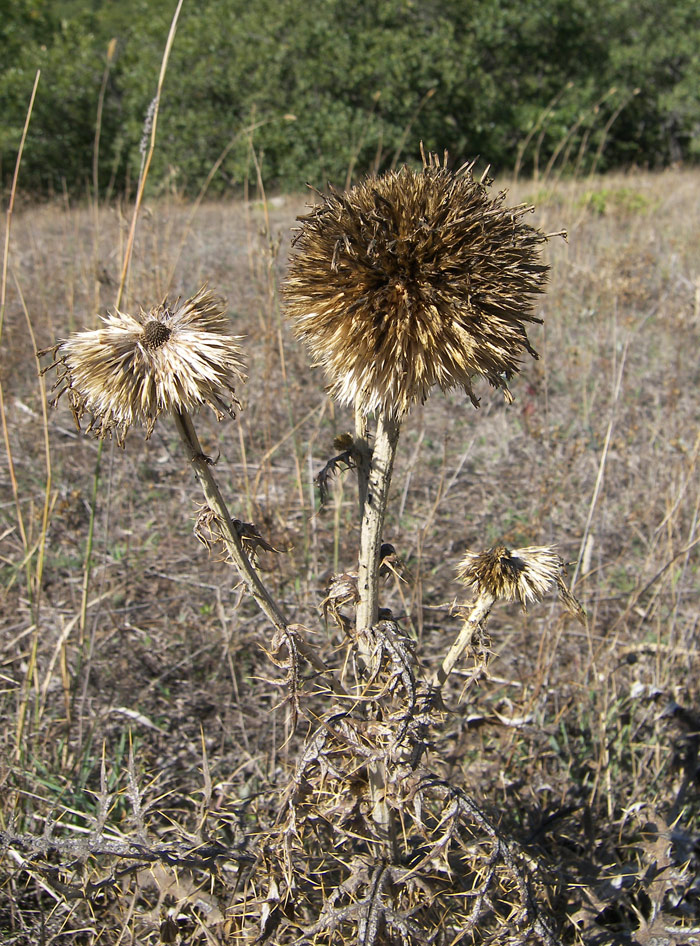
[1,0,698,197]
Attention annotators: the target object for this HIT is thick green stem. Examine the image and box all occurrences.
[173,409,346,696]
[356,410,400,634]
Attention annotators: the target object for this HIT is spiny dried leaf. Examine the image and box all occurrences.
[321,572,360,631]
[321,546,398,632]
[357,620,418,747]
[315,447,357,506]
[233,519,283,557]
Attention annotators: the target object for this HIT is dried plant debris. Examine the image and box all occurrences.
[194,504,281,561]
[355,619,419,742]
[229,762,561,945]
[222,617,561,946]
[321,571,360,630]
[570,808,700,945]
[233,519,283,558]
[194,501,223,549]
[262,624,305,729]
[321,545,400,632]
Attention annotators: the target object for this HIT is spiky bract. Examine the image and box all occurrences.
[284,153,549,416]
[46,287,246,444]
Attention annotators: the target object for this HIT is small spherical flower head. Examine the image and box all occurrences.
[283,151,549,417]
[457,545,564,606]
[44,287,246,445]
[457,545,586,622]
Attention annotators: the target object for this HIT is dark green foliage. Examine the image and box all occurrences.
[0,0,698,197]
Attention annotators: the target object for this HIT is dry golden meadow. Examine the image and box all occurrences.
[1,169,699,943]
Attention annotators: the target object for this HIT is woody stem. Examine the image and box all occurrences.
[356,409,400,634]
[431,591,495,691]
[355,406,401,860]
[173,408,347,697]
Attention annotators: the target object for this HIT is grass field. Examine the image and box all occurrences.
[1,169,699,943]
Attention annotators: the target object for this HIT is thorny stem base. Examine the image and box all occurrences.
[356,409,400,634]
[172,409,346,697]
[354,408,401,860]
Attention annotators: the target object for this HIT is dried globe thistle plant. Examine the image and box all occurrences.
[31,137,578,943]
[284,149,549,418]
[285,153,555,859]
[42,286,246,444]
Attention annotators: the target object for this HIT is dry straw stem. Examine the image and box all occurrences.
[1,71,40,339]
[42,287,246,444]
[284,148,549,418]
[117,0,184,305]
[432,590,496,691]
[164,114,289,292]
[92,38,117,203]
[0,70,40,562]
[1,74,44,764]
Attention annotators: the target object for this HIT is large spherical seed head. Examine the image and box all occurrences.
[284,152,549,417]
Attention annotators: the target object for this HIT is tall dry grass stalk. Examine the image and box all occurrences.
[0,71,45,762]
[1,71,41,559]
[118,0,184,307]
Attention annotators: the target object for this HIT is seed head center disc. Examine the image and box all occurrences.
[142,320,172,350]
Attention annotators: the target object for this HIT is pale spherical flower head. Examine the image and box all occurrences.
[457,545,564,606]
[283,151,549,417]
[457,545,586,622]
[44,287,246,445]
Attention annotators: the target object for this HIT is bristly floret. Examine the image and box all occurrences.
[283,150,549,417]
[42,286,246,445]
